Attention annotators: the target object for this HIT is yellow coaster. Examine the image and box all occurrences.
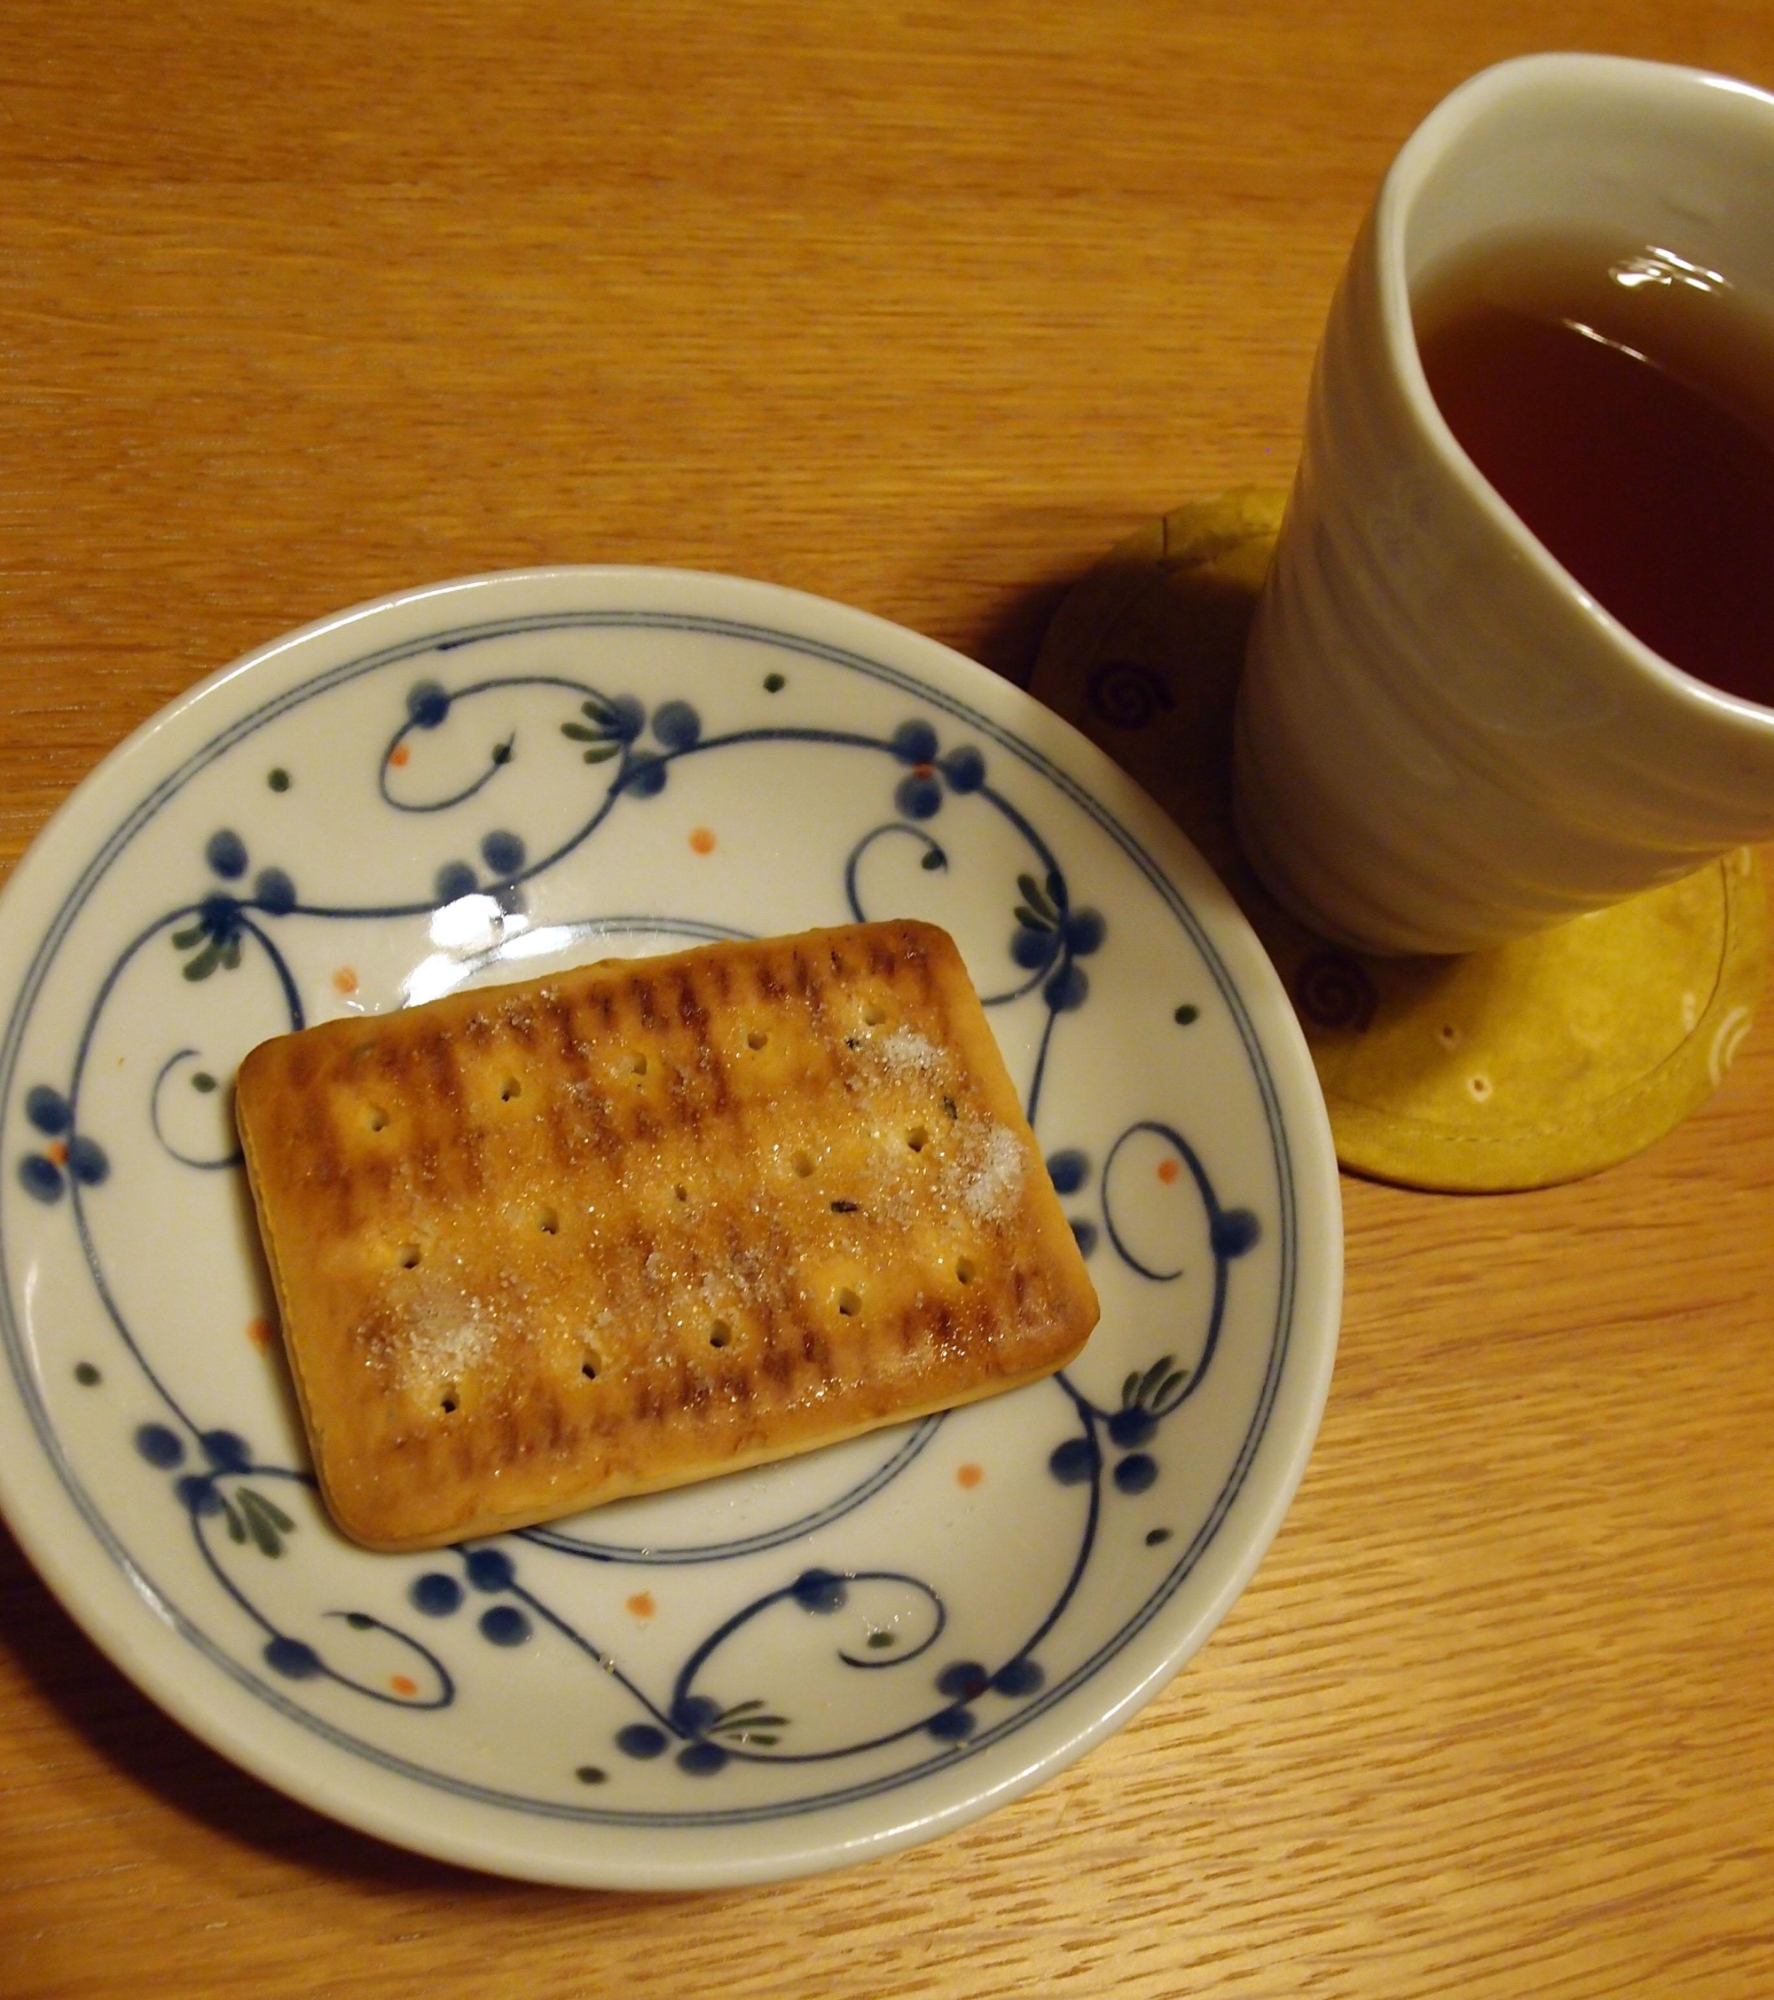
[1031,488,1769,1191]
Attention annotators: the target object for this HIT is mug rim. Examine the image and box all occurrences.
[1371,50,1774,736]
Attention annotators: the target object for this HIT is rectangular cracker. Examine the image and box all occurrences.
[234,919,1099,1550]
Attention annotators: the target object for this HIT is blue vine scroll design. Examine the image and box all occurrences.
[0,606,1298,1832]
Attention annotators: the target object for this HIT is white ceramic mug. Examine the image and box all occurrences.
[1234,53,1774,956]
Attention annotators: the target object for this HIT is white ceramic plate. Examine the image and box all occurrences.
[0,569,1340,1888]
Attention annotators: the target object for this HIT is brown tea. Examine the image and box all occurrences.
[1413,231,1774,710]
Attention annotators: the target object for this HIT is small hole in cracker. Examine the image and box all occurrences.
[863,1004,886,1026]
[792,1151,814,1178]
[836,1287,861,1317]
[580,1358,599,1381]
[537,1208,559,1234]
[366,1107,388,1132]
[629,1053,648,1077]
[956,1257,976,1284]
[440,1391,459,1414]
[906,1126,928,1153]
[500,1076,522,1102]
[746,1029,768,1051]
[709,1321,731,1349]
[398,1244,422,1269]
[674,1184,688,1202]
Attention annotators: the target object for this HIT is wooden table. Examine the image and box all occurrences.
[3,6,1771,1994]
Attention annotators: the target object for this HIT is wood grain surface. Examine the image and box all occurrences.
[3,5,1772,1994]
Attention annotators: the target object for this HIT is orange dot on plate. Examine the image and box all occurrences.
[47,1141,67,1166]
[333,967,358,995]
[390,1674,418,1697]
[1157,1157,1180,1184]
[626,1591,656,1619]
[388,744,410,768]
[957,1462,983,1489]
[246,1316,273,1352]
[689,827,716,855]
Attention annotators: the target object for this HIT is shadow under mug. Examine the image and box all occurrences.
[1234,52,1774,957]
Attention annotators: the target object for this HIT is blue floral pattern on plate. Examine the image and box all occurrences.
[0,570,1340,1886]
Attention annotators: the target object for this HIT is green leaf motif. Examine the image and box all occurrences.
[237,1485,294,1557]
[1137,1355,1175,1405]
[1016,872,1058,924]
[711,1696,790,1740]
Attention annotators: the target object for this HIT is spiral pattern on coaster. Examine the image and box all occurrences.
[1087,659,1175,731]
[1292,948,1377,1033]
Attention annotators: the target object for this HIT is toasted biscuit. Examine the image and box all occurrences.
[234,920,1099,1550]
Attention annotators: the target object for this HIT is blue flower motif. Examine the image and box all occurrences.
[890,720,939,765]
[264,1637,322,1679]
[411,1573,463,1616]
[1012,925,1059,971]
[26,1086,70,1136]
[435,860,478,903]
[254,868,297,915]
[1047,1437,1097,1486]
[1008,873,1105,1007]
[936,1660,988,1700]
[1211,1209,1262,1258]
[991,1657,1044,1697]
[18,1154,64,1203]
[480,829,526,877]
[479,1606,531,1646]
[407,680,451,728]
[135,1423,186,1469]
[205,829,248,880]
[18,1086,113,1200]
[651,700,702,750]
[1043,962,1089,1012]
[895,771,943,820]
[616,1723,668,1760]
[926,1704,976,1741]
[676,1741,729,1775]
[1113,1455,1158,1495]
[1046,1149,1089,1195]
[791,1567,848,1613]
[939,744,986,793]
[671,1693,723,1734]
[201,1428,251,1471]
[177,1474,224,1516]
[1107,1406,1157,1449]
[465,1548,516,1592]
